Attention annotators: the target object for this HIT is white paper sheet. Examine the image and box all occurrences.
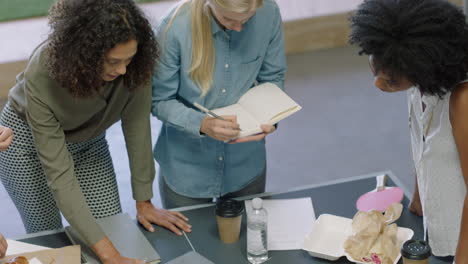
[245,197,316,251]
[5,240,50,255]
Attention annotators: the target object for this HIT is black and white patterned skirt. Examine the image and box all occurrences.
[0,103,121,233]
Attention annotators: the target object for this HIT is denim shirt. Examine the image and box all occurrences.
[152,0,286,198]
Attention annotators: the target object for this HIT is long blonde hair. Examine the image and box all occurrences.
[167,0,263,96]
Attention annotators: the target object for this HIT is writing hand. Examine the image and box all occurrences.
[200,116,240,142]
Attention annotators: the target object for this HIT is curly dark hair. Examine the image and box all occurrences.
[349,0,468,97]
[46,0,158,97]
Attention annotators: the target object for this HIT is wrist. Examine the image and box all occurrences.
[91,237,119,262]
[136,200,152,210]
[200,117,208,135]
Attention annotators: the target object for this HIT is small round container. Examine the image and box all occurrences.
[401,240,431,264]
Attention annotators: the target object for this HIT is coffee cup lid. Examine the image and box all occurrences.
[401,240,431,260]
[215,199,244,217]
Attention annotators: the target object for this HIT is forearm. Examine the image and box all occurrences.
[92,237,119,262]
[455,195,468,263]
[152,99,205,137]
[121,120,155,201]
[121,88,156,202]
[53,179,106,245]
[28,124,105,245]
[33,129,104,245]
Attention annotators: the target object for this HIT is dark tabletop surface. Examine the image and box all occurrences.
[18,172,454,264]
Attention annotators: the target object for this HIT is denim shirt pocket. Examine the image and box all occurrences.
[238,56,263,90]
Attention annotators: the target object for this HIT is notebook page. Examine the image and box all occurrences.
[238,83,301,124]
[211,103,262,137]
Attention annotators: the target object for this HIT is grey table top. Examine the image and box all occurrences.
[16,171,454,264]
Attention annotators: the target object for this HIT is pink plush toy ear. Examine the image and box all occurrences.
[356,175,404,212]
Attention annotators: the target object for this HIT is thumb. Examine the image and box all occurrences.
[261,124,275,133]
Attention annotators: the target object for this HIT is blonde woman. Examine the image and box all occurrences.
[152,0,286,208]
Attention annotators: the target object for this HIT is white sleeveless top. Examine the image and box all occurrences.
[408,86,467,256]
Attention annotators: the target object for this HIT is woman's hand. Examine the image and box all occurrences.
[92,237,144,264]
[0,233,8,258]
[136,200,191,236]
[229,124,276,144]
[200,116,240,142]
[0,126,13,151]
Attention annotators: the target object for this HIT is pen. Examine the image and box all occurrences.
[193,102,227,121]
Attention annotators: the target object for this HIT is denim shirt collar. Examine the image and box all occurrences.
[211,14,223,35]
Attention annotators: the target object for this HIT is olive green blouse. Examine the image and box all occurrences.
[8,42,155,246]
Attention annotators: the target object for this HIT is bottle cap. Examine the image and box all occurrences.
[215,199,244,218]
[252,198,263,210]
[401,240,431,260]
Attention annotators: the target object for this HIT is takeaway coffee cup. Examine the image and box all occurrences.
[401,239,431,264]
[215,199,244,243]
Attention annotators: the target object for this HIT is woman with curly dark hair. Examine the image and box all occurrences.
[0,0,190,263]
[350,0,468,261]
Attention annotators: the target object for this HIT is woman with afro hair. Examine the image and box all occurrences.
[0,0,190,263]
[350,0,468,261]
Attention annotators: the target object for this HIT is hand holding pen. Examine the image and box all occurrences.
[195,103,241,142]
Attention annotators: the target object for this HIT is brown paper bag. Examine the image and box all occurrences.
[344,203,403,264]
[0,245,80,264]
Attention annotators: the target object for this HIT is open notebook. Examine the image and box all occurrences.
[211,82,302,138]
[65,213,160,264]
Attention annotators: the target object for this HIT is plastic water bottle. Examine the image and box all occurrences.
[247,197,268,264]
